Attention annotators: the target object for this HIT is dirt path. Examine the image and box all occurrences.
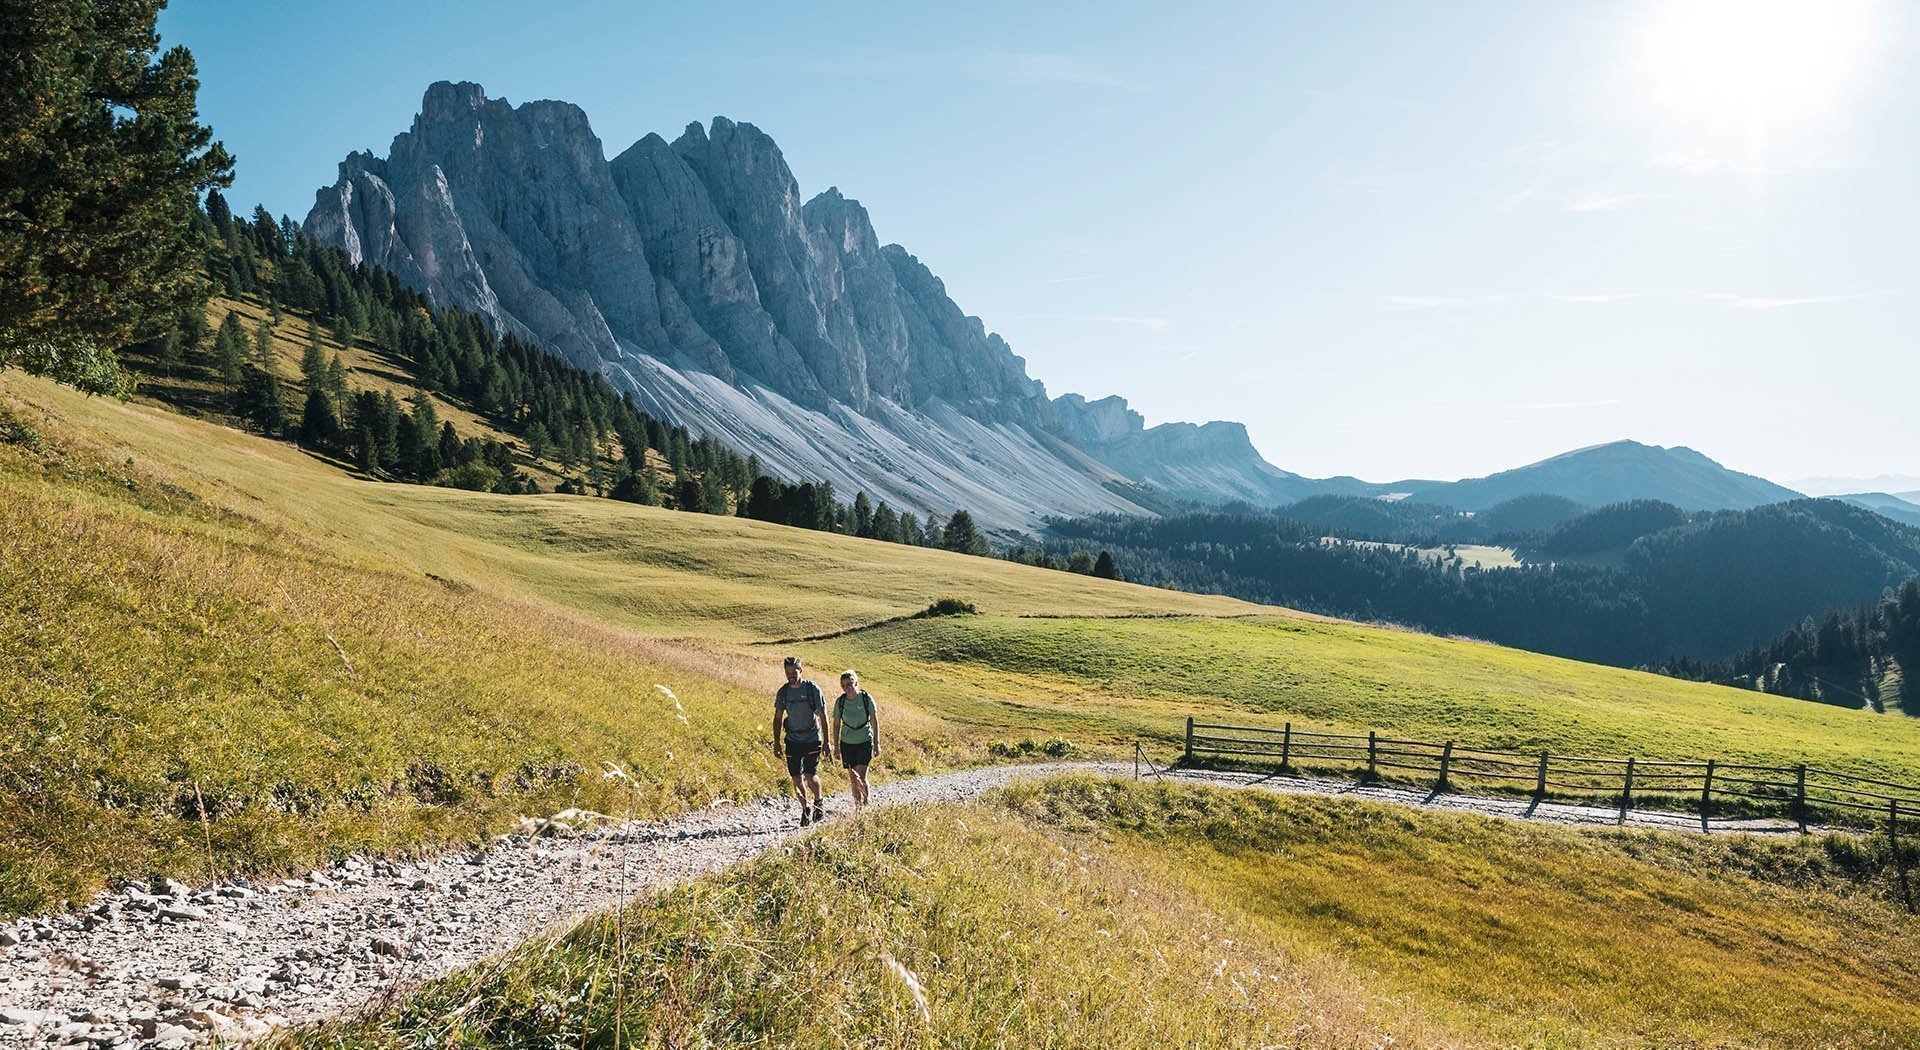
[0,761,1811,1048]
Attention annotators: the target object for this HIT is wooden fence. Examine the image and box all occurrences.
[1181,718,1920,839]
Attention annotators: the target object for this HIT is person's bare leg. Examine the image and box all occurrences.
[789,774,807,811]
[851,765,869,805]
[805,771,824,804]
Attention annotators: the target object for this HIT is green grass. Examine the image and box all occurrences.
[807,614,1920,784]
[293,778,1920,1049]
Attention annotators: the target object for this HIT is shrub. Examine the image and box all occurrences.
[916,596,979,618]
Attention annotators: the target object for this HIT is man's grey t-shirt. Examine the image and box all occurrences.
[776,680,825,750]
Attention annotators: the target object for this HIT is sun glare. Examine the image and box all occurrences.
[1636,0,1880,146]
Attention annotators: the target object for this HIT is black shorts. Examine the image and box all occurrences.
[785,747,820,777]
[840,741,872,768]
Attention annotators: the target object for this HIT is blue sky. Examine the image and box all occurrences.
[159,1,1919,486]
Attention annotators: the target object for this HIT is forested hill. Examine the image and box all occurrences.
[1049,498,1920,675]
[1660,579,1920,713]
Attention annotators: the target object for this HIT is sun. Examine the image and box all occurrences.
[1635,0,1881,145]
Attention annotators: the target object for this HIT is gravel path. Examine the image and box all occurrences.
[0,760,1810,1047]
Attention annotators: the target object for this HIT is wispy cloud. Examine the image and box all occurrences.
[1565,191,1659,213]
[1380,294,1505,311]
[1015,313,1170,331]
[1702,292,1868,309]
[1549,292,1645,304]
[1081,314,1169,330]
[709,51,1134,91]
[1531,398,1621,410]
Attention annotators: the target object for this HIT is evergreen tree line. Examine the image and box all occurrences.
[126,194,994,549]
[1653,579,1920,712]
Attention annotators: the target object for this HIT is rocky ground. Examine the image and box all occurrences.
[0,761,1808,1048]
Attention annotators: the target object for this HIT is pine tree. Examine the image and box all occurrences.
[525,421,552,460]
[853,491,875,537]
[1093,550,1120,580]
[299,388,339,449]
[944,510,990,555]
[324,354,349,403]
[0,0,234,394]
[251,320,275,371]
[236,367,288,435]
[300,322,327,381]
[213,311,246,384]
[871,502,900,544]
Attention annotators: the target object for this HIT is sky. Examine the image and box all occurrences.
[157,0,1920,487]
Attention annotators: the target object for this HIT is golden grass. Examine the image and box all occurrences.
[290,778,1920,1049]
[284,800,1442,1050]
[1006,777,1920,1048]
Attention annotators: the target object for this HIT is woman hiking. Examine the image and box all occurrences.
[832,670,881,807]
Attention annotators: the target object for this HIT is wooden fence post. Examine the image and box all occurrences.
[1280,722,1292,771]
[1892,800,1913,914]
[1367,730,1378,781]
[1534,751,1549,800]
[1184,717,1194,764]
[1700,759,1715,830]
[1619,757,1636,823]
[1795,764,1808,834]
[1437,740,1454,792]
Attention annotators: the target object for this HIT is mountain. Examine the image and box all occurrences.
[304,82,1305,531]
[1830,493,1920,529]
[1399,440,1800,512]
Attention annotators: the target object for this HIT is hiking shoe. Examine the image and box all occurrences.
[811,803,825,823]
[799,808,811,828]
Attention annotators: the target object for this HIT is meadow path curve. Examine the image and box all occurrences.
[0,760,1810,1047]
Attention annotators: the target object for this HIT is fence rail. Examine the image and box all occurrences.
[1181,718,1920,841]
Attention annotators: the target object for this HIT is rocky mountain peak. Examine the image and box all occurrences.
[305,82,1304,528]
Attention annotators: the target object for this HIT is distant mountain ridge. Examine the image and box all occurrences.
[305,82,1302,530]
[1397,440,1801,512]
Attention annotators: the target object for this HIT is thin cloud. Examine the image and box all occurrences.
[1565,191,1659,213]
[1549,292,1645,304]
[1081,314,1169,330]
[1702,292,1868,309]
[1531,398,1622,410]
[1015,313,1170,331]
[1380,294,1505,311]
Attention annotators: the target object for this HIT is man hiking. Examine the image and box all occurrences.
[773,656,831,826]
[832,670,881,807]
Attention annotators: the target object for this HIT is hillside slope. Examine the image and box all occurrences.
[12,370,1920,919]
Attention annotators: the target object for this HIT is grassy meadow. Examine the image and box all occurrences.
[8,363,1920,921]
[807,613,1920,784]
[296,778,1920,1049]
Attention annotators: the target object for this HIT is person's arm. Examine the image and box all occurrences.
[771,699,784,757]
[869,696,881,757]
[830,697,843,760]
[814,693,832,753]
